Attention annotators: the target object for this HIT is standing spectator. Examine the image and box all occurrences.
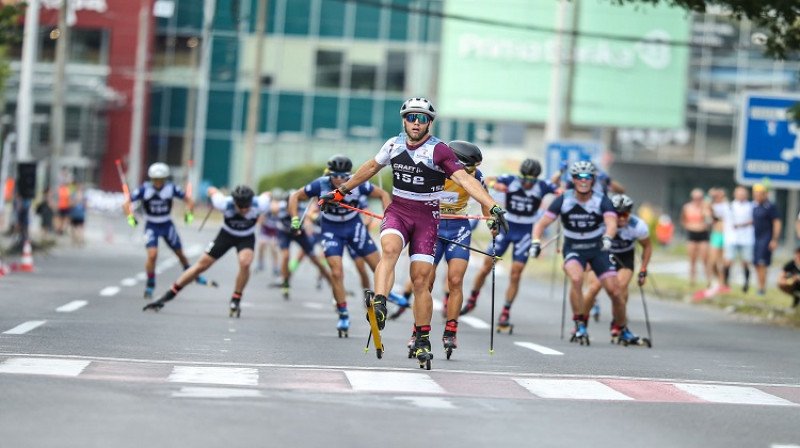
[56,180,73,235]
[777,246,800,308]
[723,186,754,293]
[751,184,781,295]
[35,187,55,244]
[680,188,712,289]
[69,184,87,246]
[706,187,730,296]
[796,210,799,240]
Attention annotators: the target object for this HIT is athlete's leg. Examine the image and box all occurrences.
[374,233,403,297]
[445,258,468,321]
[617,268,633,305]
[600,274,625,327]
[505,261,526,303]
[327,255,347,305]
[175,253,216,288]
[564,260,588,315]
[234,248,254,293]
[583,269,603,315]
[411,260,435,326]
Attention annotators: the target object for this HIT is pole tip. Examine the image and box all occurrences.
[364,348,369,354]
[490,349,494,355]
[188,160,194,166]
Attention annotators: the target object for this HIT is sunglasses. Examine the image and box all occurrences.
[404,113,431,124]
[521,176,537,183]
[618,212,631,218]
[572,173,594,181]
[329,172,349,179]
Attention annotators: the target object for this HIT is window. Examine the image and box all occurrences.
[153,35,201,68]
[319,0,346,37]
[350,64,377,91]
[285,0,312,36]
[316,50,343,89]
[354,2,381,39]
[385,51,406,93]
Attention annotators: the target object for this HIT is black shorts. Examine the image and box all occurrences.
[610,250,635,271]
[206,230,256,260]
[687,230,710,242]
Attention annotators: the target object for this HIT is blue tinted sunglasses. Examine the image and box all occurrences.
[404,113,431,124]
[521,176,537,183]
[572,173,594,180]
[329,172,350,179]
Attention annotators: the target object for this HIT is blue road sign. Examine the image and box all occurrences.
[545,141,603,181]
[736,92,800,189]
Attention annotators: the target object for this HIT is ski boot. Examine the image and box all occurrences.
[413,332,433,370]
[229,298,241,318]
[616,326,651,348]
[460,292,478,316]
[143,285,154,299]
[570,318,590,346]
[407,328,417,359]
[590,303,600,322]
[142,289,176,312]
[281,280,290,300]
[496,308,514,334]
[337,312,350,338]
[442,320,458,360]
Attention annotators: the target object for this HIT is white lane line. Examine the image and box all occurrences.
[120,278,137,287]
[99,286,120,297]
[515,379,634,401]
[303,303,325,310]
[772,445,800,448]
[345,371,445,394]
[136,272,147,281]
[56,300,88,313]
[395,396,456,409]
[675,384,798,407]
[172,387,262,398]
[3,320,47,335]
[168,366,259,386]
[514,341,564,356]
[460,316,491,329]
[0,357,90,376]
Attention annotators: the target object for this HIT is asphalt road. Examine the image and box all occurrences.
[1,213,798,448]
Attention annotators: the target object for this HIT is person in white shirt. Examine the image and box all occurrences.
[723,186,754,293]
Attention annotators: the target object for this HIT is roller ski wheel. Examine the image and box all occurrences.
[407,333,416,359]
[495,323,514,334]
[143,286,154,299]
[443,336,457,360]
[337,313,350,338]
[142,301,165,312]
[570,322,590,346]
[414,338,433,370]
[281,281,290,301]
[229,299,241,318]
[616,327,649,348]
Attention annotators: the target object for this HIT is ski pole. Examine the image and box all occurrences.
[549,223,562,307]
[541,230,562,251]
[437,236,501,260]
[560,269,568,340]
[331,202,491,221]
[185,160,194,228]
[198,206,214,232]
[490,237,496,355]
[638,285,653,347]
[364,329,372,354]
[115,159,132,201]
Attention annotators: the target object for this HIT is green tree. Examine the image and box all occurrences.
[0,3,24,93]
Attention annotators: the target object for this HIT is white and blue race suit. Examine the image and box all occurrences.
[544,189,618,278]
[611,215,650,270]
[273,200,316,256]
[129,181,187,249]
[489,175,558,263]
[205,192,271,259]
[304,176,378,259]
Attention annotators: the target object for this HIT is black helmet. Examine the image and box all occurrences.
[520,158,542,178]
[611,194,634,214]
[327,154,352,173]
[448,140,483,167]
[231,185,254,208]
[569,160,597,178]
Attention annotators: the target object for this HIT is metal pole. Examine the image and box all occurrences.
[543,0,567,144]
[192,0,217,192]
[50,0,69,189]
[181,38,200,194]
[128,3,150,186]
[16,0,40,162]
[242,0,268,186]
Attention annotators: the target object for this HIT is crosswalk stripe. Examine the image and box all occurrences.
[514,341,564,355]
[514,379,634,401]
[674,383,798,406]
[168,366,259,386]
[3,320,46,335]
[0,357,91,376]
[345,371,445,394]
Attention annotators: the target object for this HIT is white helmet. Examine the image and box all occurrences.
[399,97,436,119]
[148,162,170,179]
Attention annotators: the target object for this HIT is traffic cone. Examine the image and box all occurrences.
[20,239,34,272]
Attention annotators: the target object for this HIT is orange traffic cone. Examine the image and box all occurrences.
[20,239,34,272]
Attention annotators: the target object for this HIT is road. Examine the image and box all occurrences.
[1,213,798,448]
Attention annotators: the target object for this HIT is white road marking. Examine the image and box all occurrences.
[395,396,456,409]
[99,286,120,296]
[56,300,88,313]
[168,366,259,386]
[345,371,445,394]
[0,357,90,376]
[514,341,564,356]
[172,387,262,398]
[3,320,47,335]
[771,445,800,448]
[460,316,491,329]
[120,278,137,287]
[515,379,634,401]
[303,303,325,310]
[136,272,147,281]
[675,384,798,406]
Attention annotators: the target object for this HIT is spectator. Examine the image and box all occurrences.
[655,213,674,246]
[708,187,729,294]
[35,187,55,244]
[680,188,712,288]
[723,186,754,293]
[69,184,87,246]
[777,246,800,309]
[751,184,781,296]
[56,180,73,235]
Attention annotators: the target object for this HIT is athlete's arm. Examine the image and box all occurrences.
[638,236,653,272]
[532,213,556,240]
[368,186,391,210]
[287,188,310,217]
[603,213,618,240]
[450,169,498,212]
[339,159,383,195]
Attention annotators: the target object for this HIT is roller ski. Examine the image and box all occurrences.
[590,303,600,322]
[442,320,458,360]
[407,329,416,358]
[613,325,651,348]
[363,290,386,359]
[281,280,290,300]
[143,288,177,312]
[495,308,514,334]
[460,292,478,316]
[196,276,219,288]
[229,298,241,318]
[337,312,350,338]
[412,331,433,370]
[570,318,590,346]
[143,285,154,299]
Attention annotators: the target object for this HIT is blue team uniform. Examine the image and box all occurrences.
[129,181,187,249]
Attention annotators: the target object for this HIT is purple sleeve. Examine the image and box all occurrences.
[433,142,463,178]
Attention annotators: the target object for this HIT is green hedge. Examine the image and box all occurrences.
[258,165,394,195]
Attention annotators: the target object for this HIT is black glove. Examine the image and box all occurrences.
[531,239,541,258]
[638,269,647,286]
[489,204,509,234]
